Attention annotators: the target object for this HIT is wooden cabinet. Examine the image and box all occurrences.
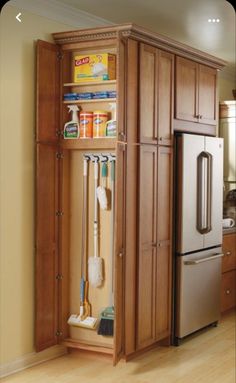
[221,233,236,312]
[175,56,217,135]
[139,44,174,145]
[137,145,172,350]
[35,24,225,364]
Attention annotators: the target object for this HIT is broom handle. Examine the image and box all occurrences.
[109,160,115,306]
[82,157,88,278]
[94,159,99,258]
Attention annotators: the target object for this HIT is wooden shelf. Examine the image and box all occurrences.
[63,98,116,104]
[60,138,116,150]
[63,338,113,355]
[63,80,116,87]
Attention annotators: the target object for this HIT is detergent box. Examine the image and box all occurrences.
[74,53,116,83]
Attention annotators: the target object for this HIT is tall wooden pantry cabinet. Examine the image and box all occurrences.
[35,24,225,364]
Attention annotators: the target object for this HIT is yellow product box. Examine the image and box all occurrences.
[74,53,116,83]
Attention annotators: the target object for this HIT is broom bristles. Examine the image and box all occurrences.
[97,318,114,336]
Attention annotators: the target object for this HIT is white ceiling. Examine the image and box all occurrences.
[9,0,235,76]
[58,0,235,75]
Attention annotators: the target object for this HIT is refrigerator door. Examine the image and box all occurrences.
[176,134,223,254]
[204,137,223,248]
[176,134,204,253]
[175,247,223,339]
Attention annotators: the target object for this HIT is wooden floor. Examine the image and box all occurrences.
[2,310,235,383]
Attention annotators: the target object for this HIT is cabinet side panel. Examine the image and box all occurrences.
[35,144,59,351]
[36,40,60,143]
[125,38,139,356]
[156,146,173,339]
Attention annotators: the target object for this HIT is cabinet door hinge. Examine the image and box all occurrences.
[56,274,63,280]
[56,129,63,138]
[118,132,126,142]
[56,152,64,160]
[55,330,63,337]
[57,52,63,60]
[56,210,64,217]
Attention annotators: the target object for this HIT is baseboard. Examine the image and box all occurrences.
[0,345,68,378]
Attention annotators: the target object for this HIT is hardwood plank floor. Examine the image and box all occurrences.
[2,310,235,383]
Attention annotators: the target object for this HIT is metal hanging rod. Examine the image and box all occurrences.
[83,153,116,162]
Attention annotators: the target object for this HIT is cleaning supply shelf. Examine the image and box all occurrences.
[63,80,117,87]
[63,98,116,104]
[60,138,116,150]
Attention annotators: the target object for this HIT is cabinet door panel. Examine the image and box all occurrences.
[222,234,236,273]
[158,51,174,145]
[175,57,198,122]
[137,145,157,349]
[36,40,60,142]
[36,144,59,351]
[198,65,217,125]
[139,44,157,143]
[221,270,236,312]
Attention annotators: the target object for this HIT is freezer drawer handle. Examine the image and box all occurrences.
[184,253,223,265]
[197,151,212,234]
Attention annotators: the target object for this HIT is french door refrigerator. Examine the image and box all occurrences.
[174,133,223,345]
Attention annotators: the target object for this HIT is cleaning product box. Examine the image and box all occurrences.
[74,53,116,83]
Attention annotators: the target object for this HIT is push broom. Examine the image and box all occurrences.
[97,158,115,336]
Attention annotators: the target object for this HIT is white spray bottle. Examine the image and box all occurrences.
[64,105,80,139]
[106,103,116,137]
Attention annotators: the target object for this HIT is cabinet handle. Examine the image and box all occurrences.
[225,251,231,256]
[199,115,203,119]
[226,289,231,295]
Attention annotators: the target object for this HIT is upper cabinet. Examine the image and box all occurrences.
[175,56,217,134]
[139,44,174,145]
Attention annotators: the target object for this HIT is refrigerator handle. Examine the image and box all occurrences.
[197,151,212,234]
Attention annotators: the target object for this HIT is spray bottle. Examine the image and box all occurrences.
[64,105,80,139]
[106,103,116,137]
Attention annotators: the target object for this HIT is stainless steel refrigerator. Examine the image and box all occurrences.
[174,133,223,345]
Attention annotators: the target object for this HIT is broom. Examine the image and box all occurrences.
[97,158,115,336]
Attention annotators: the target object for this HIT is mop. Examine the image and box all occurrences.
[88,157,104,288]
[68,156,97,329]
[97,159,115,336]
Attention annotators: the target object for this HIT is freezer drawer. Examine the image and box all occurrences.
[175,247,223,339]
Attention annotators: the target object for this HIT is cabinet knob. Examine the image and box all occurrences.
[199,115,203,119]
[225,251,231,256]
[226,289,231,295]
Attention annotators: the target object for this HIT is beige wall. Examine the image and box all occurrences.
[0,2,235,370]
[0,4,77,366]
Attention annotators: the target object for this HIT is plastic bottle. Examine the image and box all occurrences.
[106,103,117,137]
[64,105,80,139]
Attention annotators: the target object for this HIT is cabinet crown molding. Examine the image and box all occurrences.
[53,23,227,70]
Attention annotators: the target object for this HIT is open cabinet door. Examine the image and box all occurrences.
[35,39,61,351]
[35,144,60,351]
[113,142,126,365]
[36,40,60,142]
